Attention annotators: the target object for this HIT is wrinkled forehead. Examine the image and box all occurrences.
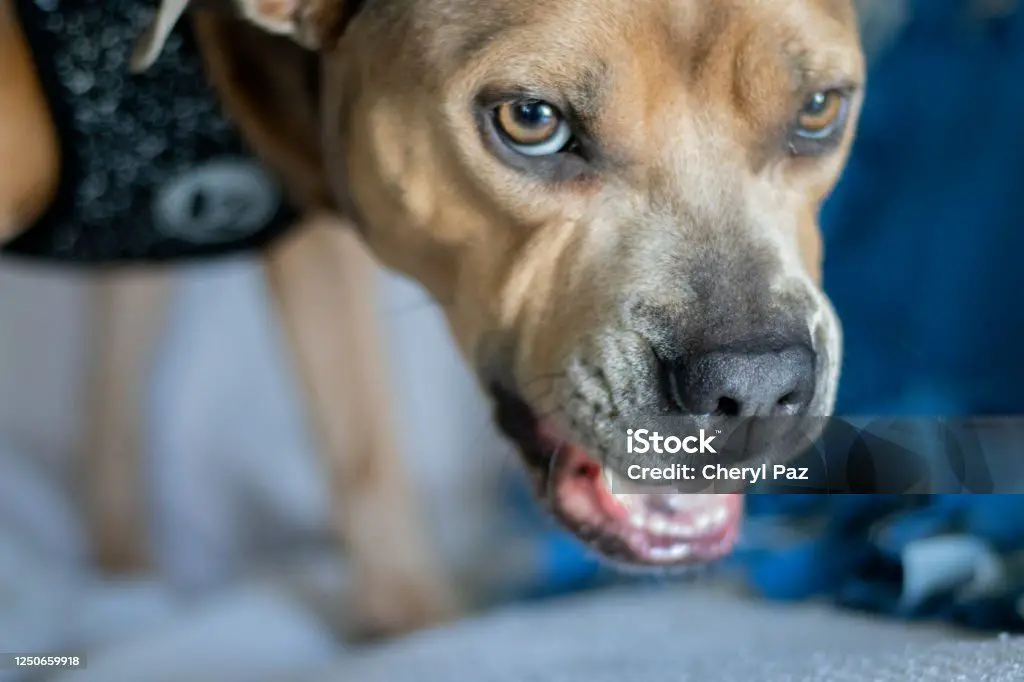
[421,0,863,116]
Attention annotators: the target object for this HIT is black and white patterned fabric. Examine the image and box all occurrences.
[2,0,298,265]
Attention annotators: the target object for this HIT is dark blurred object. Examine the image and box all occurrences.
[739,495,1024,632]
[2,1,296,265]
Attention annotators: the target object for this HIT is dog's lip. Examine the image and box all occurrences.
[489,385,743,566]
[548,436,743,566]
[490,383,554,476]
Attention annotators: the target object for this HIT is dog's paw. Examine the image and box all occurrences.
[344,573,462,642]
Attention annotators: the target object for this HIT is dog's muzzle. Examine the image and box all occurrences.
[487,302,834,569]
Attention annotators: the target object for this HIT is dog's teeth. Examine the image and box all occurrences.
[694,513,713,532]
[630,513,647,528]
[649,544,692,561]
[670,544,692,559]
[667,522,694,536]
[665,495,690,511]
[647,515,671,535]
[602,468,618,492]
[711,507,728,525]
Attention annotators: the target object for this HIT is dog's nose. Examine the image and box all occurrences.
[675,345,815,417]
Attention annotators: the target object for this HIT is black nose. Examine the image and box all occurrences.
[674,345,816,417]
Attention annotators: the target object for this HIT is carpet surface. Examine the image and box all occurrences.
[321,585,1021,682]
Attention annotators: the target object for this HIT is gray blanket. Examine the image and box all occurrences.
[322,585,1024,682]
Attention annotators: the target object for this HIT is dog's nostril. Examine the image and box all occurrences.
[714,397,741,417]
[672,344,815,417]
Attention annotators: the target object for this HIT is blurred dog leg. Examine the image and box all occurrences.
[263,216,459,640]
[83,270,173,573]
[0,0,59,240]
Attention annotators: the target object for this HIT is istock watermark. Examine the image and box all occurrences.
[625,428,718,455]
[605,416,1024,494]
[623,462,809,486]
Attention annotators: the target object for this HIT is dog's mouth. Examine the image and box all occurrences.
[491,386,742,567]
[552,443,743,565]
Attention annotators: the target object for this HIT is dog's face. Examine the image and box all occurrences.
[166,0,864,568]
[320,0,864,566]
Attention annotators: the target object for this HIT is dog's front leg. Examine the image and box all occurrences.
[263,215,459,640]
[83,270,173,573]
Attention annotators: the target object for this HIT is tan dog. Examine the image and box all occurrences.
[118,0,867,636]
[182,3,860,535]
[135,0,866,623]
[3,0,920,641]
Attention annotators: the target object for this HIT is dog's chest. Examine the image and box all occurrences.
[2,0,297,265]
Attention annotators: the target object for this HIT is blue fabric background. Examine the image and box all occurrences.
[824,0,1024,416]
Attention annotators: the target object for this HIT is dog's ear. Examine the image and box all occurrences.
[131,1,367,214]
[189,11,336,210]
[131,0,189,72]
[132,0,353,72]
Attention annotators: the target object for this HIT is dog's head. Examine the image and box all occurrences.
[143,0,865,567]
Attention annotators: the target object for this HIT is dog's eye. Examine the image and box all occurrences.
[494,100,574,156]
[794,90,847,140]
